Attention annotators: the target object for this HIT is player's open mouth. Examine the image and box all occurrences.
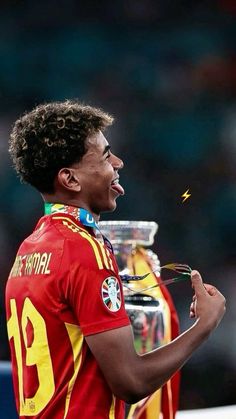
[111,178,125,195]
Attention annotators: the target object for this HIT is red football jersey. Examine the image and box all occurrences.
[5,212,130,418]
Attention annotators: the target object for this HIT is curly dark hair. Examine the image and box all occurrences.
[9,100,114,193]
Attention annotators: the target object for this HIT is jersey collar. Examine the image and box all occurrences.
[44,203,113,253]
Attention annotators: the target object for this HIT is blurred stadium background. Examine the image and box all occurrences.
[0,0,236,415]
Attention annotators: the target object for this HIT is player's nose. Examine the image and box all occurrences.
[112,153,124,170]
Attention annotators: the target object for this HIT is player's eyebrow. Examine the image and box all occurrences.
[103,145,111,155]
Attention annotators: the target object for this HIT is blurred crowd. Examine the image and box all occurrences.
[0,0,236,409]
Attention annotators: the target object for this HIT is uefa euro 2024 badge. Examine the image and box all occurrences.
[102,277,121,312]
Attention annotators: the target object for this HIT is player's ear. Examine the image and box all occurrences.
[57,167,81,192]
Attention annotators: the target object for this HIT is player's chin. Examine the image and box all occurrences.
[102,190,122,212]
[108,199,118,212]
[104,196,118,213]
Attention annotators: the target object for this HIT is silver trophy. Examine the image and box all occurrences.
[99,220,165,354]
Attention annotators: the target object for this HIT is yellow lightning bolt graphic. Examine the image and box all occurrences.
[181,188,191,203]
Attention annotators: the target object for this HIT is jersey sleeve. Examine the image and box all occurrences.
[59,238,130,336]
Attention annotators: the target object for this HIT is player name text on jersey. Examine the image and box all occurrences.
[10,252,52,277]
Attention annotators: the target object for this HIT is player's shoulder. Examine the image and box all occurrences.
[32,214,117,272]
[54,218,116,272]
[22,214,81,254]
[32,214,85,240]
[49,214,93,243]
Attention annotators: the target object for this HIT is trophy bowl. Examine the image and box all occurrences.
[99,220,164,353]
[99,220,158,247]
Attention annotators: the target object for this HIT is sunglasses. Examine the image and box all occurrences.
[120,263,192,295]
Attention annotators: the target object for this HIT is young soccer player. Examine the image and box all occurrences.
[6,100,226,418]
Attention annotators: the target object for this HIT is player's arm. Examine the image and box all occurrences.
[85,271,226,403]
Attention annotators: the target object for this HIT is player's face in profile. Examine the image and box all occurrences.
[72,131,124,217]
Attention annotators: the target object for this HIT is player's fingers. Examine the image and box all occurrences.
[191,270,207,296]
[202,283,218,297]
[190,301,195,311]
[189,302,196,318]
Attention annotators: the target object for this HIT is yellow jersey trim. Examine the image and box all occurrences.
[63,323,83,419]
[109,395,116,419]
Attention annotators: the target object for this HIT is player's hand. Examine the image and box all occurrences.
[190,270,226,332]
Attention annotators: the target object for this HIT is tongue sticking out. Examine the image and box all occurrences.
[111,182,125,196]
